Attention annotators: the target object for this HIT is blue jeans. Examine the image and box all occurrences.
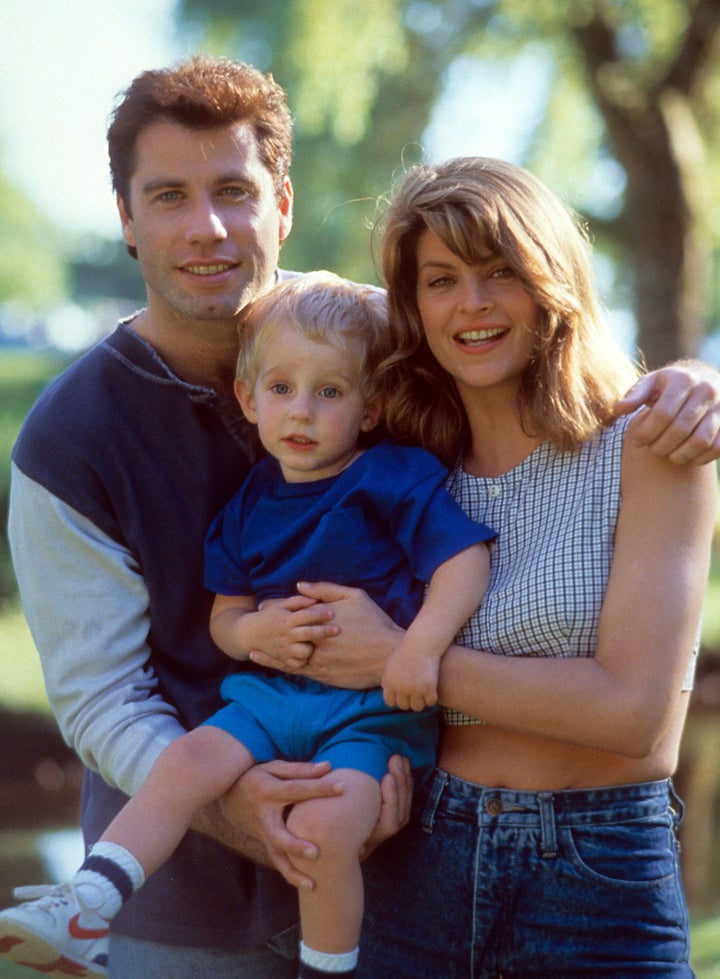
[359,770,692,978]
[108,923,299,978]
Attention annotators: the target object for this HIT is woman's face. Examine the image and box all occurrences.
[414,228,541,402]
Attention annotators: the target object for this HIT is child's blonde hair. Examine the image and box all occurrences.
[236,271,393,406]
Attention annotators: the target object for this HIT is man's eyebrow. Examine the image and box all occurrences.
[140,173,257,194]
[216,172,255,184]
[140,177,186,194]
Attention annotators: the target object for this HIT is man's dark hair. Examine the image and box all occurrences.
[108,55,293,212]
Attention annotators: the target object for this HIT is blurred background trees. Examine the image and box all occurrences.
[178,0,720,367]
[3,0,720,364]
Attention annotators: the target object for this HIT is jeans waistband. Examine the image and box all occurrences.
[419,768,681,853]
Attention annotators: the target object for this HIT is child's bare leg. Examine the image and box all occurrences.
[101,725,254,876]
[286,768,381,957]
[0,727,255,973]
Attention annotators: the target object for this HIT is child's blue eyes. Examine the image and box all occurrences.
[268,384,342,398]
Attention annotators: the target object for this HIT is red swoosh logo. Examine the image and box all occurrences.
[20,955,93,976]
[68,914,108,940]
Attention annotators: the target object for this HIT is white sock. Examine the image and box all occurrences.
[73,841,145,919]
[300,941,359,973]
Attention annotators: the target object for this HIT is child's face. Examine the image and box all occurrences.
[235,321,381,482]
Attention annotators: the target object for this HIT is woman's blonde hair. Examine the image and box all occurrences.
[236,271,393,407]
[377,157,639,465]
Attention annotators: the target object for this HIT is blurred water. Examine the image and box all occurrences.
[0,826,83,900]
[0,828,84,978]
[35,827,84,881]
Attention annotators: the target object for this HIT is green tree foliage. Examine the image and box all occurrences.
[0,172,68,309]
[69,237,146,307]
[0,351,68,607]
[178,0,720,366]
[513,0,720,365]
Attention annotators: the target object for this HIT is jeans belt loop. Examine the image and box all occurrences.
[421,769,448,834]
[538,791,558,858]
[667,778,685,825]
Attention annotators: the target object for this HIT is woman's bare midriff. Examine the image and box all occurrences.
[438,695,690,791]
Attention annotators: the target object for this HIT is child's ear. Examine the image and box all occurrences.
[234,378,258,423]
[360,396,384,433]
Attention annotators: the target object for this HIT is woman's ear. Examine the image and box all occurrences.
[234,378,258,423]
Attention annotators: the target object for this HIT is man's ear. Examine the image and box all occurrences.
[234,378,258,423]
[360,396,384,433]
[278,177,293,245]
[117,194,136,251]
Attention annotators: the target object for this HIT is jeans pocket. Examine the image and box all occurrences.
[563,818,678,890]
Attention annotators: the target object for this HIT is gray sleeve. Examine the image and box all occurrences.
[8,463,186,797]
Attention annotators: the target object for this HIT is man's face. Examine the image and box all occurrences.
[118,120,293,326]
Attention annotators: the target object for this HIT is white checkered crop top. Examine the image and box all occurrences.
[443,413,698,726]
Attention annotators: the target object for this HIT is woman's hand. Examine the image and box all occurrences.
[615,360,720,464]
[250,581,403,689]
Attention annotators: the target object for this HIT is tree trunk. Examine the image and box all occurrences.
[620,101,705,368]
[571,3,719,367]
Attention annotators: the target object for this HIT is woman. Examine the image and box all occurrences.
[305,158,716,977]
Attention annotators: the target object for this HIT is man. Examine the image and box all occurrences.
[6,57,365,979]
[5,55,720,978]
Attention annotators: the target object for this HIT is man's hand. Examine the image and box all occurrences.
[195,760,344,889]
[615,360,720,465]
[195,754,414,888]
[359,754,413,861]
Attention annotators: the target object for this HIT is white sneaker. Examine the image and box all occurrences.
[0,882,109,978]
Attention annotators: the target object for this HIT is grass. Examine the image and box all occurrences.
[0,348,69,464]
[692,916,720,977]
[704,548,720,647]
[0,602,48,712]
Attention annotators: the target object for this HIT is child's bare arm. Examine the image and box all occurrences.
[382,542,491,711]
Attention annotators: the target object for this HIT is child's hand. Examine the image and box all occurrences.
[382,647,440,712]
[252,595,325,669]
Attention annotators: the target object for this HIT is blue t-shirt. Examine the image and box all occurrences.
[205,439,495,629]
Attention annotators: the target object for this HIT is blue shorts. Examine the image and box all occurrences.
[360,771,691,977]
[202,672,439,783]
